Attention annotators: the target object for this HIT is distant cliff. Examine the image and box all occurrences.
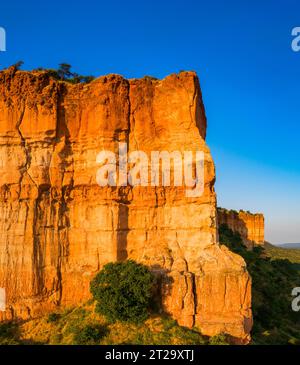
[0,67,252,343]
[217,208,264,248]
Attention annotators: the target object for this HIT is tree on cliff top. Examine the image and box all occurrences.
[32,63,95,84]
[57,63,73,80]
[90,260,155,324]
[12,61,24,70]
[3,61,95,84]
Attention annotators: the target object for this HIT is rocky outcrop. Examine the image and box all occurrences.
[0,68,252,343]
[218,208,264,248]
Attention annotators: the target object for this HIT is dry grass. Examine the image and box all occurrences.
[5,303,216,345]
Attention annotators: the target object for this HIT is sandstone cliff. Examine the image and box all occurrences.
[218,208,264,248]
[0,68,252,343]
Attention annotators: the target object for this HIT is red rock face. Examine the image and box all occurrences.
[218,208,265,248]
[0,68,252,343]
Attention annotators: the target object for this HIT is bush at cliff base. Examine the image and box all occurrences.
[90,260,155,324]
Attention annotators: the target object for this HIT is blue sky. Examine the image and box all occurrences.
[0,0,299,243]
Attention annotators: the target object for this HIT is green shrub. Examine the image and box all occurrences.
[72,324,108,345]
[209,333,229,345]
[0,322,20,344]
[90,260,155,323]
[47,312,60,323]
[172,326,207,345]
[161,316,178,331]
[33,63,95,84]
[0,323,14,337]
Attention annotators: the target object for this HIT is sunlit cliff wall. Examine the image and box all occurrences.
[0,68,252,343]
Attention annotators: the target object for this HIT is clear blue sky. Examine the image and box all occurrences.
[0,0,299,243]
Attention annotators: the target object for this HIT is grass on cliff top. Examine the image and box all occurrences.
[219,224,300,345]
[0,303,228,345]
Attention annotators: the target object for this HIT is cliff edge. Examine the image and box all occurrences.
[218,208,264,249]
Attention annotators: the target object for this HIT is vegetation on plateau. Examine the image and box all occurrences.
[219,224,300,345]
[34,63,95,84]
[4,61,95,84]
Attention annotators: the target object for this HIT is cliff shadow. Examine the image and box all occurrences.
[116,198,129,261]
[113,125,130,262]
[217,209,254,249]
[51,84,75,303]
[148,264,175,316]
[234,216,253,249]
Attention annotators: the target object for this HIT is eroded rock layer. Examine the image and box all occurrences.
[218,208,264,249]
[0,68,252,343]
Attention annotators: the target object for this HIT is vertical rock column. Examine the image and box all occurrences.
[0,69,252,343]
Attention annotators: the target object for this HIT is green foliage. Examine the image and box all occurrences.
[0,322,14,337]
[0,306,227,345]
[68,74,95,84]
[63,308,89,335]
[265,242,300,266]
[119,316,208,345]
[171,326,207,345]
[12,61,24,70]
[33,63,95,84]
[90,260,155,324]
[72,324,108,345]
[47,312,60,323]
[48,306,210,345]
[57,63,73,80]
[209,333,229,345]
[160,316,178,331]
[219,224,247,254]
[219,224,300,345]
[45,306,109,345]
[0,322,21,344]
